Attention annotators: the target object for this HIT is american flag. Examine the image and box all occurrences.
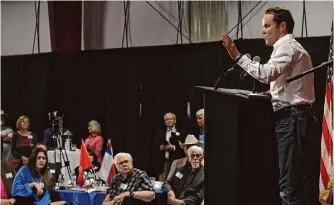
[319,19,334,205]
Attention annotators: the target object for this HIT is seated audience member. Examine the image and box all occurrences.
[196,109,205,142]
[11,115,37,171]
[44,113,71,150]
[154,112,185,181]
[1,110,14,160]
[84,120,104,164]
[75,149,101,186]
[11,148,68,205]
[162,145,204,205]
[1,159,16,205]
[34,143,47,152]
[196,141,205,166]
[167,134,198,180]
[103,153,155,205]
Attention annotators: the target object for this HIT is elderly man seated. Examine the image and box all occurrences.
[167,134,199,180]
[103,153,155,205]
[162,145,204,205]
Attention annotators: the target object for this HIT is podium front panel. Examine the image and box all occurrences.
[195,87,280,205]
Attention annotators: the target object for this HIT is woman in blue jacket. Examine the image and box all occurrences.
[11,147,67,205]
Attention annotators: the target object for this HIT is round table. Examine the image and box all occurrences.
[47,149,81,183]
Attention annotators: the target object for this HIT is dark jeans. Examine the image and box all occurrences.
[275,106,317,205]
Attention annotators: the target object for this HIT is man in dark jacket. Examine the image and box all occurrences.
[154,112,185,181]
[162,145,204,205]
[44,114,72,150]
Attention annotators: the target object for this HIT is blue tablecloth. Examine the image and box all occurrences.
[56,189,106,205]
[56,187,163,205]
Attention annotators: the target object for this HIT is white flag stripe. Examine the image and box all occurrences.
[321,137,332,175]
[97,152,113,181]
[96,143,114,182]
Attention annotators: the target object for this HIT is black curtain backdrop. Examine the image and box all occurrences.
[1,37,329,177]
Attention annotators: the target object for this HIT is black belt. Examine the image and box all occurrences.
[275,104,313,117]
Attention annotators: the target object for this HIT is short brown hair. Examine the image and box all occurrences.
[265,6,295,34]
[16,115,30,130]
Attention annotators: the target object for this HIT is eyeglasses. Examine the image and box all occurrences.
[117,160,131,166]
[190,154,202,159]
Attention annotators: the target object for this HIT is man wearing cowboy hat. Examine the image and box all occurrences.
[1,110,14,160]
[167,135,199,180]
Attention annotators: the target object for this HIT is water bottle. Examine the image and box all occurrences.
[71,172,77,186]
[58,174,64,186]
[65,139,71,151]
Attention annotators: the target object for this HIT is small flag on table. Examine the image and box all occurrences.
[97,139,116,184]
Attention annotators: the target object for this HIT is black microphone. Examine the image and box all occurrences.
[224,53,251,75]
[214,53,251,90]
[240,56,261,79]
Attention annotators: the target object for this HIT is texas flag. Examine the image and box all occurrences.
[97,140,116,184]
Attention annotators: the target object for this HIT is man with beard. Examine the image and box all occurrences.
[162,145,204,205]
[102,153,155,205]
[167,135,199,181]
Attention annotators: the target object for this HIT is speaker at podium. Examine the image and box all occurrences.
[193,86,280,205]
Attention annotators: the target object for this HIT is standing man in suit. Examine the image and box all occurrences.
[154,112,185,181]
[162,145,204,205]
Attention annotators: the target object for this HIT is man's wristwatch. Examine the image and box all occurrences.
[235,53,243,62]
[129,191,134,199]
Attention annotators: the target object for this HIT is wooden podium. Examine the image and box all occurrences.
[194,86,280,205]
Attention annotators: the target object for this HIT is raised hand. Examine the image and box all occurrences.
[221,33,241,60]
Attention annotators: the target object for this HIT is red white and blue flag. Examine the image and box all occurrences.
[97,139,116,184]
[319,19,334,205]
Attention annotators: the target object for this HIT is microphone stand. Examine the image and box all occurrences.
[214,64,242,90]
[286,59,333,83]
[213,75,224,90]
[214,70,238,90]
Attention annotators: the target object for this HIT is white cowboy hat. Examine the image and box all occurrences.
[179,134,198,149]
